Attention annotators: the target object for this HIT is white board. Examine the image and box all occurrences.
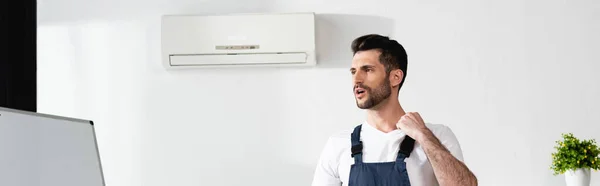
[0,107,105,186]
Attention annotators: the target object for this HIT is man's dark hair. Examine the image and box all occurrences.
[351,34,408,92]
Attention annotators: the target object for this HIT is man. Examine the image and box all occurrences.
[311,34,477,186]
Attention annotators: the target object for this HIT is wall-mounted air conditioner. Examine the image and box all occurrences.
[161,12,316,69]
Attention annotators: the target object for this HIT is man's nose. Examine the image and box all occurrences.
[352,72,364,84]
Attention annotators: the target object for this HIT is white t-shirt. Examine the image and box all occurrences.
[311,122,464,186]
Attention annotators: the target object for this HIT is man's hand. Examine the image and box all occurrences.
[396,112,430,142]
[396,112,478,186]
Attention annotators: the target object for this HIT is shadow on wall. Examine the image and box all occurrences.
[315,14,395,69]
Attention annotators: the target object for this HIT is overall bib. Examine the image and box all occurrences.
[349,124,415,186]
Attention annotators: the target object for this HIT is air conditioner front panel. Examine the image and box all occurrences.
[161,13,315,54]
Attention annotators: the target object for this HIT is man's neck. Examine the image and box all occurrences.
[366,98,406,133]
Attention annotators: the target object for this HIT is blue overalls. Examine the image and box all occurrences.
[349,124,416,186]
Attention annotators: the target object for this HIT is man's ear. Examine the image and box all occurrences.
[390,69,404,88]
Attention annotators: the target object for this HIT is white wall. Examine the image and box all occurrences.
[37,0,600,185]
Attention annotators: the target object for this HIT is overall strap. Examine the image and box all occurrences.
[396,135,415,160]
[350,125,363,164]
[395,135,415,183]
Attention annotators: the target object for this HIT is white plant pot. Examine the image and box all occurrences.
[565,168,591,186]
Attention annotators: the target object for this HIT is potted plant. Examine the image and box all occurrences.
[551,133,600,186]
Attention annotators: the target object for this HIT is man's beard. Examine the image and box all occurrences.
[355,77,392,109]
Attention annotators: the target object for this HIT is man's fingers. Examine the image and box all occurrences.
[397,115,411,127]
[412,112,424,123]
[403,113,417,123]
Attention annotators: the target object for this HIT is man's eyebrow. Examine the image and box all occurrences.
[360,64,375,69]
[350,64,376,71]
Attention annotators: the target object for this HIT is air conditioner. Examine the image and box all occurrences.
[161,12,317,69]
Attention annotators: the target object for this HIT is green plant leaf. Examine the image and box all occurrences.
[550,133,600,175]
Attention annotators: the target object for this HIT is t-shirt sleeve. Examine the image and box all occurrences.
[438,125,465,162]
[311,137,342,186]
